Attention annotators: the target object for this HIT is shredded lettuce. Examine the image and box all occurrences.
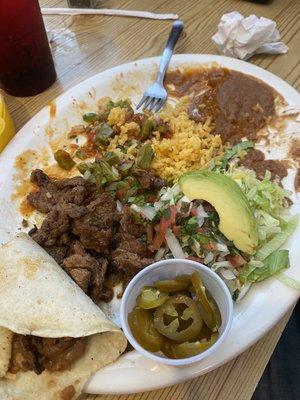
[219,140,254,170]
[255,210,282,242]
[275,272,300,290]
[255,215,298,260]
[240,249,290,283]
[227,168,291,217]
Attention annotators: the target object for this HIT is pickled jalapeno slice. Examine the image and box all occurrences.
[128,307,164,352]
[161,333,218,359]
[129,272,220,359]
[136,287,169,309]
[154,280,189,292]
[153,294,203,342]
[174,274,192,283]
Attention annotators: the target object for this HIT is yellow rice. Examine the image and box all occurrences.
[106,98,224,181]
[151,101,223,181]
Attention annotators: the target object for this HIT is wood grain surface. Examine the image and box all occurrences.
[6,0,300,399]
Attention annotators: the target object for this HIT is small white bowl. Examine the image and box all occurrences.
[120,258,233,366]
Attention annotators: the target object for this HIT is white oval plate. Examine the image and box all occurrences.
[0,55,299,394]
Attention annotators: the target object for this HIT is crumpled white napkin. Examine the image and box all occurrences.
[212,12,289,60]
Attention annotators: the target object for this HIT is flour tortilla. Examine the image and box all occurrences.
[0,328,13,378]
[0,234,127,399]
[0,233,117,337]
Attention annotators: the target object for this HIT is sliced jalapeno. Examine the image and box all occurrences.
[154,280,189,292]
[136,287,169,310]
[191,272,215,315]
[161,334,218,359]
[128,307,164,352]
[174,274,192,284]
[153,294,203,342]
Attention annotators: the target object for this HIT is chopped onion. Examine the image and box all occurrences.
[211,261,231,271]
[181,195,191,203]
[154,247,166,261]
[204,252,214,264]
[194,204,208,227]
[160,185,180,201]
[218,252,230,261]
[111,166,120,178]
[116,200,123,212]
[215,243,228,252]
[154,200,164,212]
[130,204,156,220]
[83,170,91,180]
[191,239,202,257]
[197,216,205,228]
[196,204,208,218]
[219,268,236,280]
[165,229,186,259]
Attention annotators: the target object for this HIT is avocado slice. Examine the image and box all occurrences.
[179,171,258,255]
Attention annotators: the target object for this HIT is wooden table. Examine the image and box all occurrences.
[6,0,300,399]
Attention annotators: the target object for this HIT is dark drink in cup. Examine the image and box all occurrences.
[0,0,56,97]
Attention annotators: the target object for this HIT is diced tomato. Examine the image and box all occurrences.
[190,207,198,217]
[147,194,158,203]
[160,217,170,233]
[172,225,181,237]
[204,242,217,251]
[169,205,177,225]
[152,218,168,250]
[152,231,165,251]
[116,188,127,200]
[152,206,178,250]
[87,130,96,143]
[227,254,247,268]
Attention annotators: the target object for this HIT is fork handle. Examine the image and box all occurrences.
[157,20,184,84]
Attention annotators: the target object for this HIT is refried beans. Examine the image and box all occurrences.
[165,67,277,145]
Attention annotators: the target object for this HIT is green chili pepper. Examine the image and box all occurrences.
[104,151,120,166]
[118,159,134,175]
[77,162,88,175]
[106,99,133,113]
[136,144,154,169]
[77,160,118,186]
[95,123,114,146]
[75,148,87,160]
[140,119,154,139]
[82,112,99,123]
[54,149,75,170]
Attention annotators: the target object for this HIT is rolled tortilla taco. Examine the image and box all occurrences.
[0,233,127,400]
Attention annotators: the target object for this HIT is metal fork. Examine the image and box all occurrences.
[136,20,184,113]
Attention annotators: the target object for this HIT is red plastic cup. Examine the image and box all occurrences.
[0,0,57,97]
